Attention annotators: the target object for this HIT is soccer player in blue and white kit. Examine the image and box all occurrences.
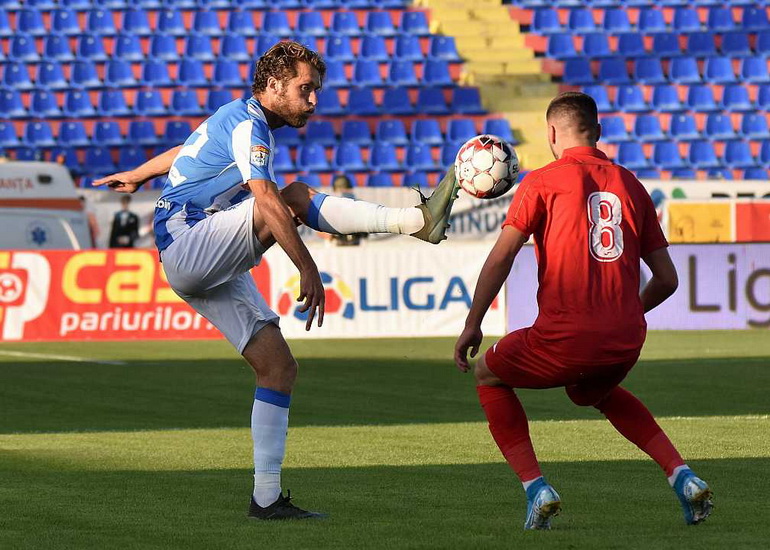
[95,42,461,519]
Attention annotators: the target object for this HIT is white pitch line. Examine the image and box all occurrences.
[0,350,126,366]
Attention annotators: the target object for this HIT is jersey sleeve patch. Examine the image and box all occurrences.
[250,145,270,167]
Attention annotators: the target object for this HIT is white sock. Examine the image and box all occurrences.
[252,388,290,507]
[522,476,543,491]
[314,194,424,235]
[668,464,689,487]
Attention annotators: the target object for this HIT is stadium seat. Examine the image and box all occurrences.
[441,141,464,166]
[10,33,40,62]
[673,8,702,32]
[51,147,82,173]
[652,85,685,112]
[653,141,686,169]
[389,60,419,86]
[94,121,123,146]
[617,142,649,169]
[177,59,207,87]
[331,12,361,35]
[164,121,192,146]
[341,120,373,145]
[617,33,647,58]
[193,10,222,36]
[430,36,461,61]
[743,168,768,179]
[3,62,33,90]
[638,8,667,33]
[158,10,187,35]
[583,34,612,58]
[383,87,415,115]
[705,114,737,140]
[52,8,80,35]
[688,140,720,168]
[123,8,152,35]
[206,89,233,112]
[348,87,380,116]
[212,59,241,87]
[687,32,716,57]
[403,170,429,188]
[117,147,147,172]
[135,90,166,116]
[256,34,280,56]
[599,116,629,143]
[451,87,485,115]
[149,35,178,61]
[412,119,443,145]
[88,9,117,35]
[105,59,137,87]
[85,147,117,175]
[652,33,682,57]
[724,141,756,168]
[14,147,43,163]
[601,9,630,32]
[261,11,291,37]
[376,120,408,145]
[367,172,395,187]
[64,90,97,117]
[58,121,90,147]
[226,11,256,37]
[532,8,561,34]
[0,89,26,118]
[186,35,215,61]
[395,34,424,61]
[424,59,453,86]
[634,57,666,84]
[740,58,770,84]
[669,114,700,140]
[416,87,450,115]
[334,142,367,171]
[0,9,9,38]
[742,6,770,32]
[707,7,736,32]
[294,34,320,50]
[216,34,249,61]
[127,120,160,146]
[400,11,429,35]
[599,58,632,85]
[722,84,754,112]
[30,90,61,118]
[354,59,383,86]
[547,34,578,59]
[758,84,770,110]
[370,142,401,171]
[316,88,345,115]
[669,57,701,84]
[761,140,770,164]
[360,34,389,61]
[326,34,355,61]
[298,143,330,171]
[634,115,667,141]
[583,85,613,112]
[704,57,737,84]
[721,32,751,57]
[171,90,204,116]
[615,85,649,112]
[634,168,661,179]
[273,126,301,147]
[43,34,75,62]
[687,85,719,112]
[484,119,515,143]
[37,61,70,91]
[741,113,770,139]
[25,121,56,147]
[323,60,348,88]
[18,9,46,36]
[568,9,596,33]
[406,143,437,170]
[77,34,109,62]
[447,119,477,143]
[366,11,396,36]
[141,60,173,87]
[113,34,143,62]
[306,120,337,146]
[296,11,325,36]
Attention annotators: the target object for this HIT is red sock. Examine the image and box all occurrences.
[596,386,685,476]
[477,385,542,482]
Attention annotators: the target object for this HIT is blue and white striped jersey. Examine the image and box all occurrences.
[153,98,276,252]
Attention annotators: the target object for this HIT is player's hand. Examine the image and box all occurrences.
[454,325,483,373]
[92,171,146,193]
[297,266,325,331]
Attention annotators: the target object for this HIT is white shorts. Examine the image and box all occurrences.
[160,197,279,353]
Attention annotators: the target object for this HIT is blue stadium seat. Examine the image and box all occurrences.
[324,60,348,88]
[568,9,596,33]
[64,90,97,117]
[326,34,355,61]
[306,120,337,146]
[38,61,69,91]
[673,8,702,32]
[424,59,453,86]
[603,8,631,32]
[367,172,395,187]
[177,58,207,86]
[761,140,770,164]
[256,34,280,56]
[123,8,151,35]
[127,120,160,146]
[617,33,646,57]
[707,7,736,32]
[617,142,649,169]
[193,10,222,36]
[117,147,147,172]
[18,9,46,36]
[599,58,631,85]
[403,170,429,188]
[341,120,372,145]
[383,87,415,115]
[722,84,754,112]
[141,60,172,87]
[741,113,770,139]
[669,167,696,178]
[78,34,109,62]
[547,34,578,59]
[354,59,383,86]
[740,58,770,84]
[376,119,408,145]
[412,119,443,145]
[400,11,429,35]
[742,6,770,32]
[3,62,33,90]
[51,147,81,173]
[705,113,737,140]
[638,8,667,33]
[583,85,613,112]
[30,90,61,118]
[370,142,401,171]
[273,126,301,146]
[25,121,56,147]
[652,33,682,57]
[114,34,144,61]
[332,11,361,35]
[634,168,661,179]
[361,34,389,61]
[88,9,117,35]
[220,34,250,61]
[106,59,138,87]
[186,35,215,61]
[59,121,90,147]
[634,115,667,141]
[316,88,345,115]
[687,32,716,56]
[724,141,755,168]
[164,121,192,146]
[158,10,186,35]
[564,59,594,84]
[583,33,612,58]
[14,147,43,163]
[704,57,737,84]
[43,34,75,62]
[212,59,241,87]
[85,147,117,175]
[615,85,648,113]
[532,8,561,34]
[171,90,204,116]
[334,142,367,171]
[348,87,380,115]
[294,34,320,50]
[0,89,27,118]
[743,168,768,179]
[11,33,40,62]
[94,121,123,146]
[297,11,325,36]
[366,11,396,36]
[272,145,295,173]
[298,143,330,171]
[389,60,418,86]
[52,8,80,35]
[634,57,666,84]
[652,85,684,112]
[395,34,424,61]
[688,140,720,168]
[670,57,701,84]
[0,9,12,38]
[758,84,770,110]
[416,87,450,115]
[226,10,256,37]
[149,35,179,61]
[447,118,477,143]
[430,36,461,62]
[263,11,292,37]
[670,114,700,140]
[406,143,437,170]
[721,32,751,57]
[451,87,485,115]
[483,119,515,143]
[206,88,233,112]
[135,90,166,116]
[653,141,686,169]
[440,141,464,166]
[687,85,719,112]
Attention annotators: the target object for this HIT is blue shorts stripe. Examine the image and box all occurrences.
[306,193,328,231]
[254,387,291,408]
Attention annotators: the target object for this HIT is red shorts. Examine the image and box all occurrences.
[484,328,639,406]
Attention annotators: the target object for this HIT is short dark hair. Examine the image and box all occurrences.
[252,41,326,96]
[546,92,599,138]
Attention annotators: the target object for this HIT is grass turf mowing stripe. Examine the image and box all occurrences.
[0,350,127,366]
[1,415,766,472]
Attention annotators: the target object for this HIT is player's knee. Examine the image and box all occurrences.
[474,356,501,386]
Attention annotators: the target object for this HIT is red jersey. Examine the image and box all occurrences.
[502,147,668,365]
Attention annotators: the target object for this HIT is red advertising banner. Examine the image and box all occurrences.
[0,250,269,342]
[736,202,770,243]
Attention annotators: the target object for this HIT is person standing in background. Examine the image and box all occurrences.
[109,195,139,248]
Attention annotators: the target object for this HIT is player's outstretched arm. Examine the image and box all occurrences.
[455,226,528,372]
[249,178,325,331]
[641,247,679,313]
[92,145,183,193]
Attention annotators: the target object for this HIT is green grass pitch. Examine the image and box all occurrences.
[1,331,768,549]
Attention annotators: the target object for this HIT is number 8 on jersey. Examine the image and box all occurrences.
[587,191,624,262]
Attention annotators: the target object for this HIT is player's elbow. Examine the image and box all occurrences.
[658,271,679,296]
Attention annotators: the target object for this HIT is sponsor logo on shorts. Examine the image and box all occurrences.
[250,145,270,167]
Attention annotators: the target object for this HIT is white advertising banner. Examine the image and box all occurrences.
[265,241,506,339]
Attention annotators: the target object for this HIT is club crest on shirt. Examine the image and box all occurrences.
[250,145,270,166]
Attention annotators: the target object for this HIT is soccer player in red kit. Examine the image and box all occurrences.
[454,92,713,530]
